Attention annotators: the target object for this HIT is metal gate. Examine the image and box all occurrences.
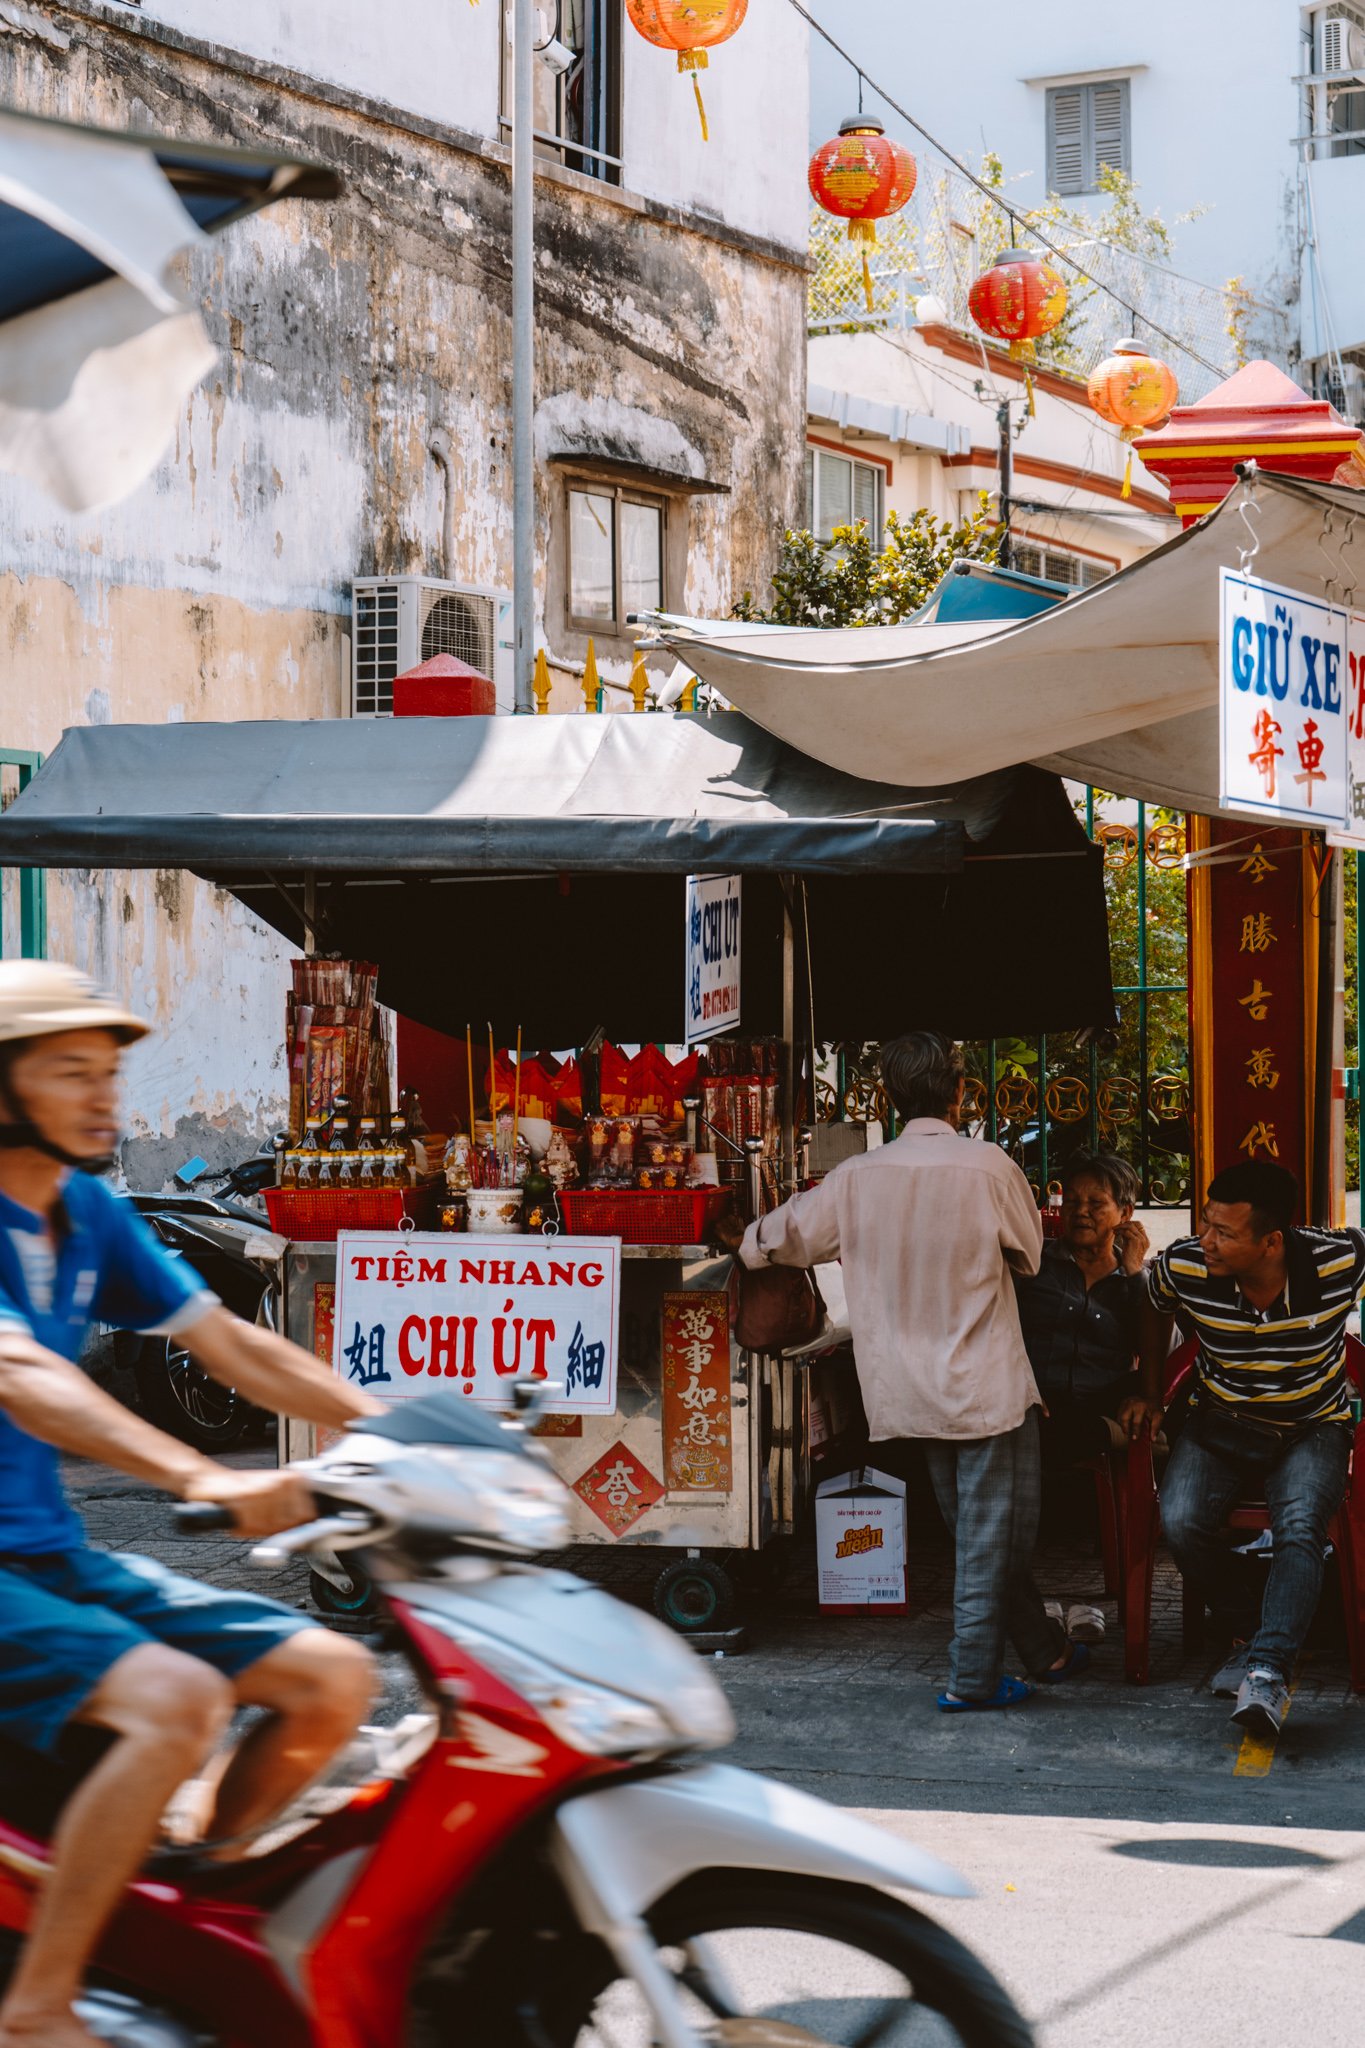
[819,791,1192,1211]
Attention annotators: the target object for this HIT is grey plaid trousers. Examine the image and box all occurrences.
[922,1407,1064,1698]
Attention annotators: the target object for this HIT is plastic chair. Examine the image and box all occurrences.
[1122,1334,1365,1688]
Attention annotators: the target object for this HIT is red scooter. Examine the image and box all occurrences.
[0,1391,1034,2047]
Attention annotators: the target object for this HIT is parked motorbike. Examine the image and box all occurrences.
[112,1151,281,1451]
[0,1388,1034,2047]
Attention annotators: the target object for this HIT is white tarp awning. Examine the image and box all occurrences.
[659,472,1365,811]
[0,109,337,512]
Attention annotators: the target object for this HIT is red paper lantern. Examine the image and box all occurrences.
[968,247,1068,363]
[626,0,748,138]
[808,116,917,311]
[1087,339,1179,499]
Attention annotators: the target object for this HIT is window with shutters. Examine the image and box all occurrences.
[804,446,884,548]
[1046,78,1131,196]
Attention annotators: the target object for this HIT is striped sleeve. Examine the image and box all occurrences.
[1146,1247,1181,1315]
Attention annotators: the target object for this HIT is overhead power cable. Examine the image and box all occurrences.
[786,0,1227,381]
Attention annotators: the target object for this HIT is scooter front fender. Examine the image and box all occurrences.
[551,1761,971,1936]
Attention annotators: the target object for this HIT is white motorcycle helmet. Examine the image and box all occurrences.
[0,961,148,1167]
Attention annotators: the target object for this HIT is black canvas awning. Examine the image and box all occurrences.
[0,713,1113,1043]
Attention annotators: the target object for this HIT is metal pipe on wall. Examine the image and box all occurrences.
[511,0,536,713]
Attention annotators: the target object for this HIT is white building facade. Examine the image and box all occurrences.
[806,325,1174,590]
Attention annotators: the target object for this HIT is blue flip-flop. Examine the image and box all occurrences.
[1036,1641,1091,1685]
[937,1675,1034,1712]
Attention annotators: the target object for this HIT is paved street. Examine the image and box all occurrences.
[65,1448,1365,2046]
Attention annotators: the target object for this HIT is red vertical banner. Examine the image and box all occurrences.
[661,1291,733,1493]
[313,1282,336,1366]
[1189,816,1319,1216]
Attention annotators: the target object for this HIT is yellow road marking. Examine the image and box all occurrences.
[1232,1670,1300,1778]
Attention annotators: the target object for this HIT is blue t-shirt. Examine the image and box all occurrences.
[0,1174,210,1554]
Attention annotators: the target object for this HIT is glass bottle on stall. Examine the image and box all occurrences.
[272,1133,289,1187]
[389,1113,413,1188]
[296,1118,323,1189]
[356,1118,380,1188]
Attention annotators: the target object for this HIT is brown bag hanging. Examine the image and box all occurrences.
[728,1260,824,1354]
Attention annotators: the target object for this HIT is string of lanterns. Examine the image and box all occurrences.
[627,8,1182,503]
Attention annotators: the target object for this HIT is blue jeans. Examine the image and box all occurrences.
[1159,1420,1351,1678]
[922,1408,1066,1697]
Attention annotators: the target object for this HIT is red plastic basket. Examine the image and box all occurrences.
[557,1187,723,1245]
[264,1187,435,1242]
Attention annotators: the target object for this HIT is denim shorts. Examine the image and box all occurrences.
[0,1544,316,1755]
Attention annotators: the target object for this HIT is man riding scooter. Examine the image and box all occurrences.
[0,963,381,2048]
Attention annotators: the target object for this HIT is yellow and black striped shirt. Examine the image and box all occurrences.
[1147,1228,1365,1428]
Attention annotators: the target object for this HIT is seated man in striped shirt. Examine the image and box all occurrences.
[1121,1160,1363,1739]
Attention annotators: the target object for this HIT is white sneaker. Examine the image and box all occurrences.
[1044,1600,1064,1627]
[1231,1667,1290,1739]
[1066,1603,1106,1644]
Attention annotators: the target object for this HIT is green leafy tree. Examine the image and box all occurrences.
[733,497,1000,628]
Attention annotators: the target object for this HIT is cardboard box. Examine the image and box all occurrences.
[815,1466,907,1615]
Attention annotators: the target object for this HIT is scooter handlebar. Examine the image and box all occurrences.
[172,1502,239,1533]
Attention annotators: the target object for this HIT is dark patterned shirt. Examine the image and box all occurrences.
[1147,1228,1365,1428]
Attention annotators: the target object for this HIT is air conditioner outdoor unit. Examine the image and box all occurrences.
[1319,9,1365,80]
[350,576,514,717]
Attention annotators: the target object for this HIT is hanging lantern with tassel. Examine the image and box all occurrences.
[808,115,917,312]
[1086,339,1179,500]
[625,0,749,140]
[968,248,1068,362]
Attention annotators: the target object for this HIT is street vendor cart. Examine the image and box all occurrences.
[0,707,1114,1626]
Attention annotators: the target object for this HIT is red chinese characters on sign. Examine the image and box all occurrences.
[661,1291,733,1494]
[1192,818,1311,1204]
[1247,708,1283,801]
[572,1440,664,1536]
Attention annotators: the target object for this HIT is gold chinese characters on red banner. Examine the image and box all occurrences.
[661,1290,733,1493]
[1189,816,1318,1209]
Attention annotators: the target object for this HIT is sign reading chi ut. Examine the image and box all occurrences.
[685,873,741,1044]
[332,1232,621,1414]
[1220,568,1348,829]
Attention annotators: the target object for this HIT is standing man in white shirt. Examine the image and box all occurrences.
[737,1032,1087,1710]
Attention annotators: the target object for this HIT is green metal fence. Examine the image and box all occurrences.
[0,751,46,960]
[965,793,1190,1208]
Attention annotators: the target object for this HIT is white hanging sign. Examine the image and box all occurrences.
[332,1232,621,1413]
[1327,611,1365,849]
[685,872,741,1043]
[1220,567,1348,830]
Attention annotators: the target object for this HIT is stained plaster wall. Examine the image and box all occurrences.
[0,5,808,1180]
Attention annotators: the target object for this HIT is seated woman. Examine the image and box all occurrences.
[1015,1150,1148,1644]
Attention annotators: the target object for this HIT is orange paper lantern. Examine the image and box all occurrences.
[1087,338,1179,498]
[968,247,1068,363]
[626,0,748,139]
[808,116,917,310]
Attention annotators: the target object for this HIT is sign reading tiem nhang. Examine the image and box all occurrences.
[1220,568,1347,829]
[685,872,741,1044]
[332,1232,621,1413]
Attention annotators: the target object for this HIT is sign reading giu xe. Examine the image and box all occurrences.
[1220,568,1348,829]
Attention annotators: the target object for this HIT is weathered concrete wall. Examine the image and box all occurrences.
[0,7,807,1182]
